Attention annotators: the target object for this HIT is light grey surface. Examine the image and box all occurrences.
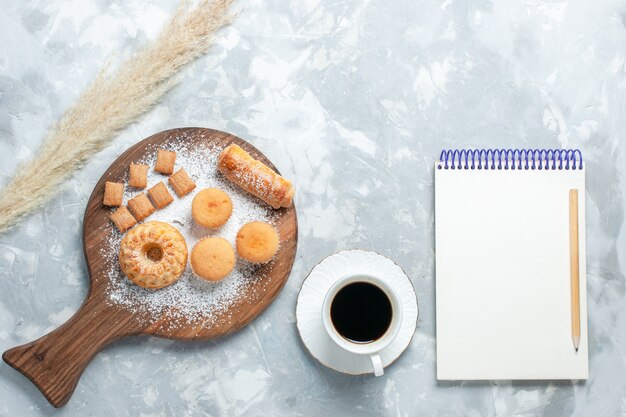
[1,0,625,415]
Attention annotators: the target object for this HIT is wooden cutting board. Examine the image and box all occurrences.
[2,128,298,408]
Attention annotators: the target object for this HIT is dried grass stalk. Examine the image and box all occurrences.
[0,0,234,233]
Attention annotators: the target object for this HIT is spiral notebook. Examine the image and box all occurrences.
[435,149,588,380]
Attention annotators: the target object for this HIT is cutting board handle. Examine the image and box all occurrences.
[2,295,144,408]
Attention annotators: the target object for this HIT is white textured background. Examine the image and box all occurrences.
[1,0,626,416]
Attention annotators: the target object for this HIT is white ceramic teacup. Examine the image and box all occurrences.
[322,274,403,376]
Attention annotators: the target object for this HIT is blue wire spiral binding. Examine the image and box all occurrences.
[437,149,583,170]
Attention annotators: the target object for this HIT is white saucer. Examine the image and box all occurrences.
[296,250,418,375]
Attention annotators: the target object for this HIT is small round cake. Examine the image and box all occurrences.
[236,221,279,264]
[118,221,188,289]
[191,237,236,281]
[192,188,233,228]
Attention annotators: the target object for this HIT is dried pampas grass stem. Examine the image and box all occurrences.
[0,0,234,233]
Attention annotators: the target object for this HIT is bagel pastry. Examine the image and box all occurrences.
[119,221,188,289]
[217,144,294,209]
[192,188,233,228]
[236,221,279,263]
[190,237,236,282]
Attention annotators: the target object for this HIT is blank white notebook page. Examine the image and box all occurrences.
[435,166,588,380]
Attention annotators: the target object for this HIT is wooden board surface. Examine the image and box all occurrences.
[3,128,298,407]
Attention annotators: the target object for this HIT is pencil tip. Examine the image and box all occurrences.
[575,348,578,352]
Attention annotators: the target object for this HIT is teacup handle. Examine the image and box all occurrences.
[370,353,384,377]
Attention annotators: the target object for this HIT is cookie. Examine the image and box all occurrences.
[129,163,149,188]
[191,237,236,281]
[169,168,196,197]
[148,181,174,209]
[155,149,176,175]
[127,193,156,221]
[103,181,124,207]
[236,221,279,264]
[192,188,233,228]
[110,206,137,232]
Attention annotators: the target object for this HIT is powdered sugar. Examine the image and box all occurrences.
[101,135,274,327]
